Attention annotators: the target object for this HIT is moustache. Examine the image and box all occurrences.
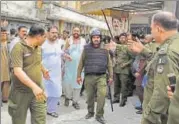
[93,40,100,42]
[73,33,79,36]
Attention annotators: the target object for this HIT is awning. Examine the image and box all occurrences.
[81,1,163,16]
[81,1,132,14]
[81,1,163,39]
[47,4,108,30]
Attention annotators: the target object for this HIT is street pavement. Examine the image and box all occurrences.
[1,95,141,124]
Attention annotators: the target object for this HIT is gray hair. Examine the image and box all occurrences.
[152,11,178,31]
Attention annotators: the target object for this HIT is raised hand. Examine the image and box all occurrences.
[127,38,144,53]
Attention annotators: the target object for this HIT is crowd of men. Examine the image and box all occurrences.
[1,11,179,124]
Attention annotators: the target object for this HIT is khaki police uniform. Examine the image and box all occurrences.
[166,34,179,124]
[77,44,113,117]
[8,41,46,124]
[141,34,179,124]
[114,44,133,103]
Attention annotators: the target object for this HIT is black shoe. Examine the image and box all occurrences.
[96,116,106,124]
[72,102,80,110]
[64,98,69,107]
[136,110,142,114]
[80,92,83,96]
[106,95,111,99]
[112,99,120,104]
[119,99,127,107]
[135,106,142,110]
[85,113,94,119]
[127,92,133,97]
[94,97,97,102]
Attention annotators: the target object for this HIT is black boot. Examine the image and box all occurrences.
[64,98,69,107]
[119,98,127,107]
[85,112,94,119]
[112,98,120,104]
[127,92,133,97]
[96,116,106,124]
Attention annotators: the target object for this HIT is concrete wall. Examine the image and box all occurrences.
[1,1,50,31]
[1,1,37,19]
[7,21,32,32]
[163,1,177,14]
[129,15,149,25]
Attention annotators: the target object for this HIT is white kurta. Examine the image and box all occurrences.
[63,37,86,89]
[42,40,63,97]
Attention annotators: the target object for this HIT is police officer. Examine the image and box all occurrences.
[166,21,179,124]
[113,33,133,107]
[77,28,113,124]
[128,11,179,124]
[9,25,48,124]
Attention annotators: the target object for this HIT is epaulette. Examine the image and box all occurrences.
[158,44,169,55]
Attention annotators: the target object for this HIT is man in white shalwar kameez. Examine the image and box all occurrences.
[42,26,71,118]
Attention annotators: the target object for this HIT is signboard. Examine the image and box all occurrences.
[107,16,129,37]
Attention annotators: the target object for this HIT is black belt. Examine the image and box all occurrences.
[86,73,106,76]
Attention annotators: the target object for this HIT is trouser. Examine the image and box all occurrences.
[167,116,176,124]
[127,72,135,95]
[8,88,46,124]
[1,81,10,101]
[85,74,107,117]
[141,113,168,124]
[167,102,179,124]
[141,91,168,124]
[113,73,121,100]
[47,97,59,113]
[63,83,80,103]
[113,73,129,100]
[136,86,144,104]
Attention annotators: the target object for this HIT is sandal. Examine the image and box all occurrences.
[2,100,8,103]
[47,112,59,118]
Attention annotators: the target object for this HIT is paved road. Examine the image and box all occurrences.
[1,95,141,124]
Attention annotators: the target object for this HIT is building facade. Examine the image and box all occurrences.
[1,1,108,36]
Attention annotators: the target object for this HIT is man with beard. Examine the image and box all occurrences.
[8,26,28,53]
[1,27,11,103]
[112,18,124,36]
[63,27,86,109]
[41,26,71,117]
[59,30,69,50]
[113,33,133,107]
[77,28,113,124]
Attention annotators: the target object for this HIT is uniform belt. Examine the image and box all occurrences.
[86,73,106,76]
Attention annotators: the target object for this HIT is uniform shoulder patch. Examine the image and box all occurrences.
[158,44,169,55]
